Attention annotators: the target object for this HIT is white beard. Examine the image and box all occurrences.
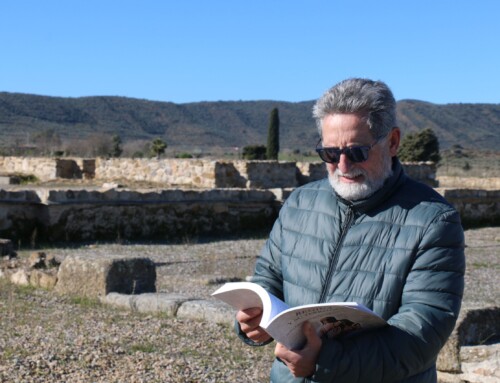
[329,156,393,201]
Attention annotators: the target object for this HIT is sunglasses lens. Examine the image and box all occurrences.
[316,144,371,163]
[317,148,340,163]
[346,147,370,163]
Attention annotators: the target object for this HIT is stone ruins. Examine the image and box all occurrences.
[0,156,498,243]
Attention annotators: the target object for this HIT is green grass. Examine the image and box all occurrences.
[69,295,102,308]
[129,342,158,354]
[470,262,500,269]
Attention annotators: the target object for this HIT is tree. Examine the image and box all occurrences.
[266,108,280,160]
[242,145,267,160]
[150,138,167,158]
[398,128,441,163]
[110,135,123,158]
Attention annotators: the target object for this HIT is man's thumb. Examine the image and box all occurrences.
[303,322,321,346]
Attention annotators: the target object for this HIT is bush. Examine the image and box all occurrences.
[175,153,193,158]
[242,145,267,160]
[149,138,167,159]
[398,128,441,163]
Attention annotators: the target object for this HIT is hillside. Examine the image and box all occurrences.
[0,92,499,152]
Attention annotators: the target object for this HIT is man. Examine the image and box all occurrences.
[235,78,465,382]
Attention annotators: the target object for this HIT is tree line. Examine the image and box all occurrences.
[1,107,440,164]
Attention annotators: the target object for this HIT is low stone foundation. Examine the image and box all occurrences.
[0,188,280,242]
[0,186,498,243]
[437,306,500,373]
[438,189,500,227]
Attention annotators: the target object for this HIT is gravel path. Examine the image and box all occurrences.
[1,227,498,382]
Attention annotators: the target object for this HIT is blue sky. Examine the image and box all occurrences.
[1,1,499,104]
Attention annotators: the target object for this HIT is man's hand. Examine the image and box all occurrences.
[274,321,322,377]
[236,307,272,344]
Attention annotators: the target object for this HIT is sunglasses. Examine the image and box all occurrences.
[315,135,386,164]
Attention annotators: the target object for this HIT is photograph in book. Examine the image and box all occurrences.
[211,281,387,350]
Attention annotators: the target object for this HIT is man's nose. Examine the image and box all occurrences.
[337,153,352,173]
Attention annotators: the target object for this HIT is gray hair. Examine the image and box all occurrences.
[312,78,397,139]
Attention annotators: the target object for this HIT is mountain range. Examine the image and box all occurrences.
[0,92,499,152]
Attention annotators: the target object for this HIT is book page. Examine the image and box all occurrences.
[265,303,386,350]
[211,283,266,310]
[261,293,289,326]
[211,282,290,327]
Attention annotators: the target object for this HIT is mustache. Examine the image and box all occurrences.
[334,168,366,178]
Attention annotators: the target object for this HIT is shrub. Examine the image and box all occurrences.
[242,145,267,160]
[175,153,194,158]
[398,128,441,163]
[149,138,167,159]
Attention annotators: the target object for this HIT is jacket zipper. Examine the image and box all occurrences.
[318,205,354,303]
[303,206,354,383]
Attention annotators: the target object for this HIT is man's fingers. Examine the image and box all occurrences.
[236,307,262,323]
[303,321,322,349]
[246,328,271,343]
[236,308,263,332]
[236,307,271,342]
[274,323,322,377]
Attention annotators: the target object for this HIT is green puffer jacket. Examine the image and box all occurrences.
[245,159,465,383]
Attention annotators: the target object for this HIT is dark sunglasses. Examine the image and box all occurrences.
[315,135,386,164]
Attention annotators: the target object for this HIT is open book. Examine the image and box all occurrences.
[212,281,387,350]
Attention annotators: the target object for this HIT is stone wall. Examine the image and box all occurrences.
[0,156,439,188]
[0,156,497,243]
[296,162,327,185]
[0,188,280,243]
[0,189,46,240]
[234,161,299,188]
[94,159,301,189]
[0,157,59,181]
[438,176,500,189]
[94,158,218,188]
[0,187,498,243]
[438,188,500,227]
[402,161,438,187]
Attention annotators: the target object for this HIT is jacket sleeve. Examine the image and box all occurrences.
[311,210,465,382]
[251,214,286,300]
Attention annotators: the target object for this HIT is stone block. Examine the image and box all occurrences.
[437,306,500,373]
[55,255,156,298]
[29,251,47,268]
[30,269,58,289]
[133,292,192,315]
[10,269,30,286]
[177,299,236,324]
[100,292,134,310]
[101,292,192,316]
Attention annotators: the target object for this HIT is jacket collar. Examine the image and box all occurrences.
[335,157,406,214]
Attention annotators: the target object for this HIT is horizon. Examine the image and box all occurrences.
[2,90,499,106]
[1,1,499,105]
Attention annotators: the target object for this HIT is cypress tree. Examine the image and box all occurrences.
[266,108,280,160]
[110,135,123,158]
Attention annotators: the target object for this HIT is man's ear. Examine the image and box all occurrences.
[389,127,400,157]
